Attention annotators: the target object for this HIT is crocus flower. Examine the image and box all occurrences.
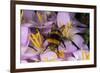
[21,23,41,62]
[57,12,89,60]
[34,11,55,34]
[22,11,56,34]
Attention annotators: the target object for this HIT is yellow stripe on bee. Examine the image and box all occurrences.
[47,39,60,45]
[50,32,61,37]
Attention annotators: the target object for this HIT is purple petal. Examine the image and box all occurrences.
[72,20,87,33]
[82,44,89,50]
[73,19,87,27]
[64,41,77,53]
[57,12,71,27]
[43,40,48,49]
[21,60,28,63]
[40,51,58,61]
[23,10,35,21]
[72,35,84,48]
[67,57,76,61]
[21,25,29,46]
[21,46,28,56]
[43,21,53,26]
[69,27,81,34]
[22,52,39,60]
[77,27,87,33]
[73,50,82,60]
[73,49,89,60]
[35,11,47,25]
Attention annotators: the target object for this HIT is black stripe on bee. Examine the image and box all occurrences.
[47,33,62,41]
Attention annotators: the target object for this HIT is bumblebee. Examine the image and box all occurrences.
[44,26,66,57]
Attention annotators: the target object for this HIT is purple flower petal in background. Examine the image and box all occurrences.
[23,10,35,21]
[40,51,58,62]
[72,19,88,32]
[67,56,76,61]
[69,27,82,34]
[21,47,40,63]
[43,40,48,49]
[82,44,89,50]
[21,23,34,62]
[34,11,47,26]
[72,18,87,27]
[21,52,39,61]
[57,12,71,27]
[21,25,29,47]
[64,41,77,53]
[21,60,28,63]
[71,34,84,49]
[21,46,28,58]
[40,21,53,34]
[21,23,32,46]
[23,11,55,34]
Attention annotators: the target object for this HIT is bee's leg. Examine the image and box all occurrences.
[56,46,60,58]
